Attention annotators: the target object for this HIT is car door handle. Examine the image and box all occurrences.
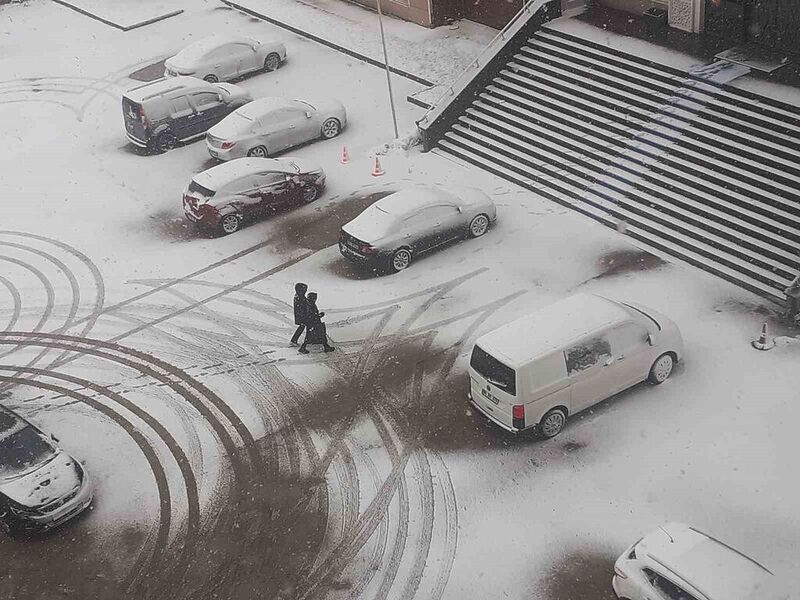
[289,124,296,129]
[603,357,615,367]
[617,355,626,361]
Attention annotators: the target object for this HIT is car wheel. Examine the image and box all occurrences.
[539,408,567,439]
[301,185,320,203]
[247,145,269,158]
[467,213,490,238]
[203,74,219,83]
[390,248,412,273]
[648,353,674,384]
[320,118,341,140]
[219,214,241,235]
[155,131,177,153]
[264,53,280,72]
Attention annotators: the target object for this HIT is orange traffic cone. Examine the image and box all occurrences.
[751,322,775,351]
[340,145,350,164]
[371,155,385,177]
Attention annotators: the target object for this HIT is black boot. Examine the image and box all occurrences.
[324,345,335,353]
[298,345,309,354]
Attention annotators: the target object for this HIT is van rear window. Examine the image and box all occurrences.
[122,97,141,121]
[470,345,516,396]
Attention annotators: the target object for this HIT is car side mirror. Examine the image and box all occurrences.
[305,112,312,119]
[50,433,60,444]
[456,206,462,213]
[647,333,657,346]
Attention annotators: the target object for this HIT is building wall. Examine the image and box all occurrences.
[598,0,667,14]
[347,0,432,27]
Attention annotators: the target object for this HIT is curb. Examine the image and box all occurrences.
[220,0,435,89]
[50,0,183,31]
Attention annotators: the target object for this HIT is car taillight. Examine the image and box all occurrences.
[614,565,628,579]
[220,141,235,150]
[360,244,377,255]
[138,105,148,127]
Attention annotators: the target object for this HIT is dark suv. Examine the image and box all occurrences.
[122,76,252,153]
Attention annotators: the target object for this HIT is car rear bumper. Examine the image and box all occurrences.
[126,133,149,148]
[339,243,377,264]
[467,390,520,434]
[206,141,244,161]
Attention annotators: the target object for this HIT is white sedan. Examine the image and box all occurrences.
[205,97,347,160]
[164,35,286,83]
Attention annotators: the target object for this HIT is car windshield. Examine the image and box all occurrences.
[622,303,661,331]
[470,345,516,395]
[361,206,400,238]
[296,100,316,111]
[0,423,54,478]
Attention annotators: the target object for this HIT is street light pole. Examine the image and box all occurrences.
[375,0,399,139]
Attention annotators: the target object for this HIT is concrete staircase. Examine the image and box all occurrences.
[433,26,800,303]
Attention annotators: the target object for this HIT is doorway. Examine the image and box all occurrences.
[462,0,523,29]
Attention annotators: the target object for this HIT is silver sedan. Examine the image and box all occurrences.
[205,97,347,160]
[165,35,286,83]
[339,185,497,273]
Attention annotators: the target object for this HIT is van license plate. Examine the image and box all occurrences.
[480,388,499,405]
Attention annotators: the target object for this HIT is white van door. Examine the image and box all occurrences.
[565,332,614,413]
[604,321,652,392]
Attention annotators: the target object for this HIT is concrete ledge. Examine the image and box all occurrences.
[50,0,183,31]
[220,0,434,88]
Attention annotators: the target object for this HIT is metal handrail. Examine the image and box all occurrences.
[418,0,551,126]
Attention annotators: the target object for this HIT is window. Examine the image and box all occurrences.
[420,204,460,221]
[255,172,286,189]
[223,175,261,195]
[207,45,232,60]
[169,96,192,116]
[191,92,221,111]
[642,568,698,600]
[232,43,254,54]
[470,345,516,395]
[606,322,648,355]
[565,335,612,375]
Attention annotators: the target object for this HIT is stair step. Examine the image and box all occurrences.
[461,108,800,251]
[435,140,788,303]
[539,26,800,133]
[443,128,797,284]
[481,84,800,216]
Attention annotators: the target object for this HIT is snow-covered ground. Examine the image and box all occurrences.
[1,2,798,599]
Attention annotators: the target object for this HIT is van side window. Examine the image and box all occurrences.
[606,322,648,355]
[642,568,698,600]
[191,92,222,111]
[170,96,192,116]
[565,336,611,375]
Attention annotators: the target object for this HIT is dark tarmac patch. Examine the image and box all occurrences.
[535,547,617,600]
[561,439,587,454]
[272,190,395,252]
[146,208,209,242]
[129,59,167,82]
[596,249,666,279]
[323,256,382,280]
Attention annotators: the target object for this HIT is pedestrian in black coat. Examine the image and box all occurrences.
[290,282,309,345]
[299,292,335,353]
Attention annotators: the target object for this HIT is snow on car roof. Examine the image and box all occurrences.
[192,158,309,189]
[125,76,206,102]
[173,35,256,64]
[373,186,457,216]
[236,97,293,119]
[640,523,776,600]
[474,294,629,367]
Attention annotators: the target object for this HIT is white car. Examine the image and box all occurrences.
[613,523,784,600]
[206,97,347,160]
[164,35,286,83]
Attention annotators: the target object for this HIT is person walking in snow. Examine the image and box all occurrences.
[290,282,309,346]
[299,292,335,354]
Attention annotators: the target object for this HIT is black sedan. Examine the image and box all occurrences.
[183,157,326,235]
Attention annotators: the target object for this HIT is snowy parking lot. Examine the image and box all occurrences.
[1,1,798,599]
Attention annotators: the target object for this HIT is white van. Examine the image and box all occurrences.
[467,294,683,438]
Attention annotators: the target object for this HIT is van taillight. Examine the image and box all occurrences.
[512,405,525,430]
[138,106,149,127]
